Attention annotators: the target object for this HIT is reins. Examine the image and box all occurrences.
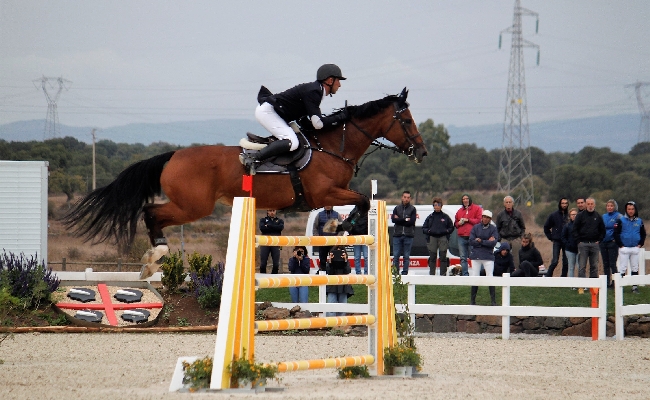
[308,101,421,174]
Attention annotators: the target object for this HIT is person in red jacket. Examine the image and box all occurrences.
[454,194,483,276]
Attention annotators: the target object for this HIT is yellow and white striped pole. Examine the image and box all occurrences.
[277,355,375,372]
[256,274,376,288]
[369,200,398,375]
[255,315,376,332]
[210,197,256,390]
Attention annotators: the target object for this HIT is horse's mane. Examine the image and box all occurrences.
[330,93,407,121]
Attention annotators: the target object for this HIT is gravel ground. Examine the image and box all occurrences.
[1,333,649,399]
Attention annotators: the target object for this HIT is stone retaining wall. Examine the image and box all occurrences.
[414,314,650,337]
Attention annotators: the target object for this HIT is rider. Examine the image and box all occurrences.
[239,64,348,173]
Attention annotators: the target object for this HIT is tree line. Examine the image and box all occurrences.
[1,123,649,220]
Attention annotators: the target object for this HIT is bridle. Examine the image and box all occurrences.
[349,101,422,159]
[310,100,423,169]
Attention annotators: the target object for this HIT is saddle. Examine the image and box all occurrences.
[239,131,312,174]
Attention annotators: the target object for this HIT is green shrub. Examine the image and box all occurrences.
[160,250,187,293]
[0,251,60,309]
[187,252,213,278]
[197,285,222,309]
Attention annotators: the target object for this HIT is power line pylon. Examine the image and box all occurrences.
[33,76,72,140]
[497,0,539,207]
[625,81,650,143]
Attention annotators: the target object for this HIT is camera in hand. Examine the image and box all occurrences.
[330,248,346,263]
[296,250,304,257]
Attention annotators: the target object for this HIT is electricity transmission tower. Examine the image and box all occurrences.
[625,81,650,143]
[33,76,72,139]
[497,0,539,206]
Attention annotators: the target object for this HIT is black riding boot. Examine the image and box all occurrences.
[489,286,496,306]
[440,258,448,277]
[470,286,478,305]
[239,139,292,175]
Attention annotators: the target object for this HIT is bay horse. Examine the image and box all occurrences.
[62,88,427,278]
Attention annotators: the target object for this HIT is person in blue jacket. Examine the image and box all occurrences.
[601,199,622,287]
[614,201,646,294]
[469,210,499,305]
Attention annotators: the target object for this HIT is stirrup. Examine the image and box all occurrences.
[239,153,257,175]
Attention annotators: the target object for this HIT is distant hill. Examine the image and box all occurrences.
[447,114,640,153]
[0,114,642,153]
[0,119,267,147]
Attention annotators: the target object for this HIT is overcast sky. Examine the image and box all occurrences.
[1,0,648,131]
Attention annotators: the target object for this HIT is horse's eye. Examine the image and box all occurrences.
[402,119,412,125]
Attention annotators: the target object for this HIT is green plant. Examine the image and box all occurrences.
[187,251,213,278]
[0,251,60,309]
[176,317,190,327]
[182,356,212,392]
[162,304,174,322]
[160,250,187,293]
[197,285,221,309]
[337,365,370,379]
[227,349,278,387]
[41,312,69,326]
[383,342,422,370]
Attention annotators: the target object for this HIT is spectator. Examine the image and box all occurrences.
[258,209,284,274]
[312,206,340,272]
[341,206,369,275]
[601,199,622,288]
[493,241,515,277]
[454,193,483,276]
[511,233,544,277]
[495,195,526,266]
[469,210,499,306]
[543,198,570,277]
[573,198,606,294]
[562,208,580,283]
[325,245,354,316]
[422,197,454,275]
[614,201,646,294]
[576,197,586,213]
[288,246,310,303]
[391,191,417,275]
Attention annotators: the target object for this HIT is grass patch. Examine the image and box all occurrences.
[256,284,650,315]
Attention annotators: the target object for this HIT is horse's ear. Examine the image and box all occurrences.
[400,87,409,99]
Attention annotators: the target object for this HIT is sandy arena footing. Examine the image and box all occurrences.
[1,333,649,399]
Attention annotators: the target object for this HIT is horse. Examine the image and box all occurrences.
[62,88,427,278]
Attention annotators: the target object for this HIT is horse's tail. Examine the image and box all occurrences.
[61,151,176,250]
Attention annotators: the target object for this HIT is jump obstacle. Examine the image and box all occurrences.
[199,197,397,390]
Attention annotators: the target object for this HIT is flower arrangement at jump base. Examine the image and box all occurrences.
[383,342,422,374]
[337,365,371,379]
[182,356,213,392]
[227,349,279,389]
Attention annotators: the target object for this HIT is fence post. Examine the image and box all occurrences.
[62,257,66,271]
[502,273,511,340]
[117,258,122,272]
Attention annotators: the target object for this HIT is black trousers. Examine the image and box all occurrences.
[259,246,280,274]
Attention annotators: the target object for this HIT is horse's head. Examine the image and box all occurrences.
[385,88,428,163]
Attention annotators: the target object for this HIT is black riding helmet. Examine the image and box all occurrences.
[316,64,346,81]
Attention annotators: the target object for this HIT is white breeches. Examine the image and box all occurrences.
[618,246,640,275]
[255,102,300,151]
[470,260,494,276]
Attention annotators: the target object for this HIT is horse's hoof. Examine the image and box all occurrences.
[139,245,169,280]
